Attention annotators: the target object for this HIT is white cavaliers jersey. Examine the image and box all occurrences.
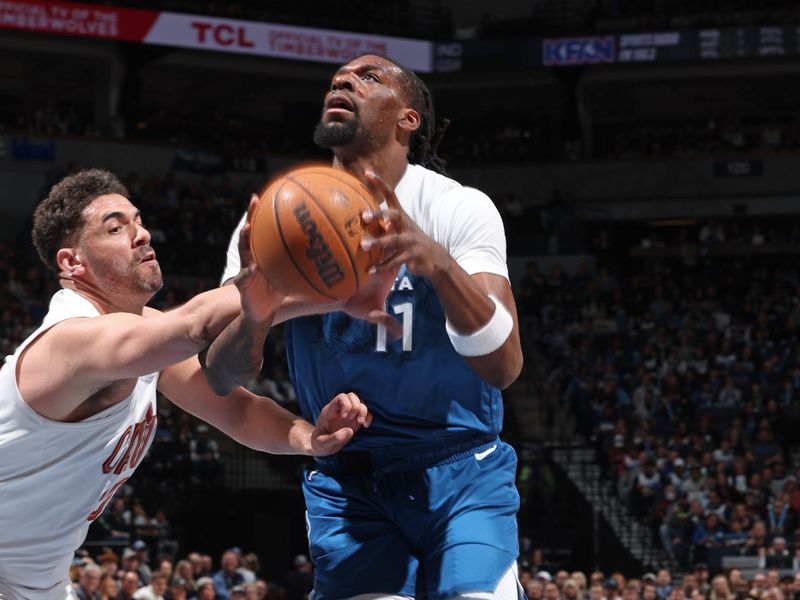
[0,289,159,599]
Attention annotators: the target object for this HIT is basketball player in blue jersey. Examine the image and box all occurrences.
[208,54,524,599]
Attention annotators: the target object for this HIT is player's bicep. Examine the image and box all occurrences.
[48,312,200,380]
[443,189,509,279]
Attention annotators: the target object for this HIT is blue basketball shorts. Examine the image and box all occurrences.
[302,438,520,600]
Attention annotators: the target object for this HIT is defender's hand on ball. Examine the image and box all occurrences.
[234,194,287,322]
[311,392,372,456]
[361,171,450,280]
[340,267,402,339]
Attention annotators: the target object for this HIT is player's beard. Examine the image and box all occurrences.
[94,250,163,297]
[314,112,360,149]
[134,261,163,294]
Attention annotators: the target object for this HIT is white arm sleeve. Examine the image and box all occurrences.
[220,212,247,285]
[438,187,509,280]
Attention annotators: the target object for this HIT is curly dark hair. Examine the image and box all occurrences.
[381,56,450,175]
[32,169,129,272]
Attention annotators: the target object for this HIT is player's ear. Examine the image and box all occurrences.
[398,108,420,134]
[56,247,85,277]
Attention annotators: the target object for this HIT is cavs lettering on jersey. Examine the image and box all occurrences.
[0,289,159,598]
[221,164,511,452]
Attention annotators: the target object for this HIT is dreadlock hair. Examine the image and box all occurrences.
[386,58,450,175]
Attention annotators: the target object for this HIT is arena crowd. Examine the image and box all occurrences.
[5,167,800,593]
[66,541,800,600]
[526,219,800,572]
[66,544,313,600]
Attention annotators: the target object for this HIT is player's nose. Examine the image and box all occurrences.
[132,222,151,247]
[331,72,356,92]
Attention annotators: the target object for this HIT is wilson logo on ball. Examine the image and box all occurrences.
[293,202,345,288]
[249,165,380,304]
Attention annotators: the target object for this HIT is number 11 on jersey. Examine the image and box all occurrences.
[376,302,413,352]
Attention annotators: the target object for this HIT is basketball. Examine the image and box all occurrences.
[249,165,383,304]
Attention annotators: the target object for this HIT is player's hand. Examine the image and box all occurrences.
[311,392,372,456]
[361,171,451,280]
[340,266,402,338]
[233,193,286,322]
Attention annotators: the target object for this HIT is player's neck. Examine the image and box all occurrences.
[59,276,147,315]
[333,150,408,190]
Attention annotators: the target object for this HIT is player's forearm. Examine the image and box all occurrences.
[239,396,314,455]
[181,284,242,347]
[162,358,313,455]
[203,312,273,395]
[430,259,495,331]
[429,263,523,389]
[272,295,342,324]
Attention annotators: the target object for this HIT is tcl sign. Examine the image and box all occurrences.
[190,20,255,47]
[144,12,434,71]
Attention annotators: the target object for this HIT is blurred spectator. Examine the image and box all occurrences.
[169,578,189,600]
[190,425,223,484]
[131,540,153,583]
[133,573,169,600]
[283,554,313,600]
[75,564,103,600]
[212,551,245,600]
[98,573,119,600]
[173,560,197,595]
[119,572,141,600]
[765,537,793,568]
[545,582,562,600]
[120,549,146,587]
[193,577,216,600]
[240,555,259,584]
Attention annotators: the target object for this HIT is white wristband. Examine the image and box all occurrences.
[445,294,513,357]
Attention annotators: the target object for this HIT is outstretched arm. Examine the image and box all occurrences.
[18,284,242,421]
[202,194,288,395]
[161,356,371,455]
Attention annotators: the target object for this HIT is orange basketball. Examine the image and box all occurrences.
[249,165,382,304]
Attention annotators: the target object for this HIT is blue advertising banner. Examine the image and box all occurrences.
[10,137,55,161]
[433,25,800,72]
[542,36,615,66]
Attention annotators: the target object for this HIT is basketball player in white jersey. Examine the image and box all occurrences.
[0,169,371,600]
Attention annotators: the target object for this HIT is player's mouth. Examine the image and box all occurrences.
[139,250,157,264]
[324,94,355,117]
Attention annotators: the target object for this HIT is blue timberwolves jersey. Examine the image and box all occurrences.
[285,264,504,450]
[222,164,511,451]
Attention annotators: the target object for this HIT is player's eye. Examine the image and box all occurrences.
[361,72,379,82]
[109,225,122,234]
